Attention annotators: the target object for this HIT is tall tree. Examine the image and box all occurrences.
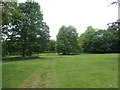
[2,1,50,57]
[56,25,82,55]
[80,26,96,52]
[16,1,50,57]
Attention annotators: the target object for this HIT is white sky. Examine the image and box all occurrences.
[18,0,118,40]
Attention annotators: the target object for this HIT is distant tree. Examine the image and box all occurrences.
[56,25,82,55]
[46,39,56,52]
[91,30,115,53]
[82,26,96,52]
[107,25,119,53]
[80,26,119,53]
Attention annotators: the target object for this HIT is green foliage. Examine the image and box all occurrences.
[56,25,82,55]
[78,26,96,50]
[107,25,119,52]
[17,2,50,56]
[46,39,56,52]
[2,1,50,57]
[78,26,119,53]
[2,2,22,56]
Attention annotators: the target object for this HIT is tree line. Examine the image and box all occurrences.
[50,25,119,54]
[1,1,119,57]
[79,26,119,53]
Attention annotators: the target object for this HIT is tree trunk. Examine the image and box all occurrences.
[28,48,32,57]
[22,47,26,57]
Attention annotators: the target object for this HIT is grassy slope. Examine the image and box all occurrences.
[2,53,118,88]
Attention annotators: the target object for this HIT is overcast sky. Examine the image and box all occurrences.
[18,0,118,40]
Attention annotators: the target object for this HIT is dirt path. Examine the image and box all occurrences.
[19,69,42,88]
[19,62,57,88]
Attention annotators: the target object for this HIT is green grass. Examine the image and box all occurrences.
[2,53,118,88]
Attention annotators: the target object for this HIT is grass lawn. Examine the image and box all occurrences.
[2,53,118,88]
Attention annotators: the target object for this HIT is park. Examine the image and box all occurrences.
[2,53,118,88]
[1,0,119,88]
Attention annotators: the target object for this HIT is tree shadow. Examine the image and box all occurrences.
[2,56,43,62]
[59,53,80,55]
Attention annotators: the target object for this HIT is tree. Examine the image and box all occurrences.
[90,30,114,53]
[46,39,56,52]
[17,1,50,57]
[2,1,50,57]
[56,25,82,55]
[80,26,119,53]
[80,26,96,52]
[1,2,24,56]
[107,25,119,53]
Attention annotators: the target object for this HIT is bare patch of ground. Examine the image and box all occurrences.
[19,69,41,88]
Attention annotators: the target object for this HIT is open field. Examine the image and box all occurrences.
[2,53,118,88]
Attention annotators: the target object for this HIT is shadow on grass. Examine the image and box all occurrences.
[2,56,44,62]
[59,53,80,55]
